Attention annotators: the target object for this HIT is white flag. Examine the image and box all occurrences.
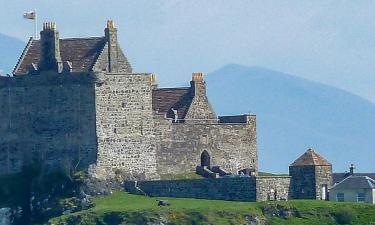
[23,10,36,20]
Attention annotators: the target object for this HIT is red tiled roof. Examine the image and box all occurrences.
[290,148,331,166]
[152,87,193,119]
[13,37,106,75]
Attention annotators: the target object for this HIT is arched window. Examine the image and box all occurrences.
[201,150,211,168]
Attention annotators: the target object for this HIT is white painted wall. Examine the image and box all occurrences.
[329,188,374,204]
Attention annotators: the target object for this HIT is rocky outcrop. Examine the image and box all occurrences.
[262,203,295,219]
[245,214,266,225]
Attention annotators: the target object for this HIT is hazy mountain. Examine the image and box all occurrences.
[0,33,25,74]
[206,64,375,173]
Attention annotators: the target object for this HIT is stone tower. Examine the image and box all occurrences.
[289,148,332,200]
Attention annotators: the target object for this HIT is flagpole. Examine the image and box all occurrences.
[34,9,38,39]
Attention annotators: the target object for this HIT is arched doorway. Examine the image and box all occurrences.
[201,150,211,168]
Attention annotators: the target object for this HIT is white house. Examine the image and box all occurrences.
[329,176,375,204]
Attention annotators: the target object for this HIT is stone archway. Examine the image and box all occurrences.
[201,150,211,168]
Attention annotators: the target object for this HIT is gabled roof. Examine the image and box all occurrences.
[290,148,331,166]
[331,175,375,190]
[333,173,375,184]
[152,87,193,120]
[13,37,106,75]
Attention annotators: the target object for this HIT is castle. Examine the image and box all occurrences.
[0,21,256,180]
[1,21,336,201]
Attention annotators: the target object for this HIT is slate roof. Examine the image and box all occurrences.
[290,148,331,166]
[333,173,375,184]
[152,87,193,120]
[13,37,106,75]
[331,176,375,190]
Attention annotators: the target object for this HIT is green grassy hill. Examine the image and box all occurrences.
[49,192,375,225]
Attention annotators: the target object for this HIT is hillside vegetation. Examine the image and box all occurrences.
[49,192,375,225]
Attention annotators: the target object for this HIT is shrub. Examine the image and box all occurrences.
[333,207,355,225]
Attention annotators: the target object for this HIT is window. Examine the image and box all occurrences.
[357,193,365,202]
[336,193,344,202]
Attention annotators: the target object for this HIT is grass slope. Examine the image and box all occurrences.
[49,192,375,225]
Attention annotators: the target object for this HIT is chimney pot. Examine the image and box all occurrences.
[107,20,115,29]
[192,72,203,81]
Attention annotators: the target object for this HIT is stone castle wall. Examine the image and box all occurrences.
[124,176,291,202]
[154,115,257,175]
[95,73,158,178]
[125,177,257,201]
[0,69,257,179]
[256,176,291,201]
[0,72,98,174]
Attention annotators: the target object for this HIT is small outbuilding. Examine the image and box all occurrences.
[289,148,332,200]
[329,176,375,204]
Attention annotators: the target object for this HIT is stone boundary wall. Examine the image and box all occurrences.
[256,176,291,201]
[124,176,291,202]
[125,177,257,201]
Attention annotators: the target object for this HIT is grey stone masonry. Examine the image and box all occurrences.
[39,22,63,73]
[124,176,290,202]
[289,166,316,199]
[125,177,257,201]
[289,149,332,200]
[3,21,259,182]
[256,176,291,201]
[0,71,98,174]
[95,72,157,178]
[154,116,257,175]
[289,165,332,200]
[314,165,332,200]
[184,72,217,124]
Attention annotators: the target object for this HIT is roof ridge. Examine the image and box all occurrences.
[25,37,105,43]
[332,175,352,188]
[331,175,375,190]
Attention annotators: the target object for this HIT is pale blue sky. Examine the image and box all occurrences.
[1,0,375,102]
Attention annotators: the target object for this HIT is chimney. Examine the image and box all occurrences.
[150,73,158,89]
[39,22,63,73]
[349,164,355,175]
[105,20,118,72]
[190,72,206,97]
